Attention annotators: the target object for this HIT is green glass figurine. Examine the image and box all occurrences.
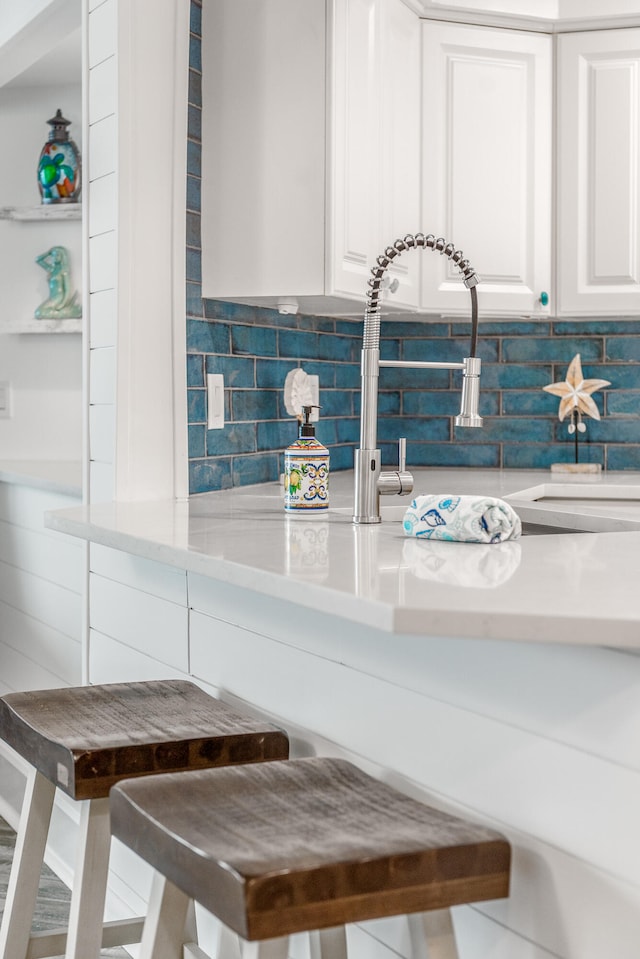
[34,246,82,319]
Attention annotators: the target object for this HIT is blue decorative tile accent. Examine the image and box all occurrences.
[378,416,450,443]
[334,418,361,444]
[186,138,201,178]
[501,391,556,416]
[607,446,640,470]
[257,420,299,453]
[187,104,201,142]
[232,324,278,357]
[503,444,604,469]
[502,337,603,364]
[606,392,640,416]
[186,212,201,248]
[186,175,201,213]
[554,319,640,335]
[405,443,500,468]
[232,390,279,422]
[232,453,280,487]
[605,336,640,362]
[479,364,554,390]
[403,390,499,417]
[452,320,552,337]
[377,391,401,415]
[186,282,203,319]
[190,458,232,494]
[188,35,201,74]
[207,422,257,456]
[256,359,303,389]
[186,247,201,284]
[278,329,319,359]
[206,354,255,388]
[187,319,230,354]
[384,321,450,338]
[335,364,361,389]
[188,70,202,110]
[331,445,357,471]
[568,417,640,443]
[188,424,205,458]
[456,418,553,444]
[187,388,206,422]
[190,1,202,37]
[186,354,204,387]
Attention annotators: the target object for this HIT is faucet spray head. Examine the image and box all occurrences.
[455,356,483,428]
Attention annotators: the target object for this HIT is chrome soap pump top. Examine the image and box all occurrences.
[284,406,330,515]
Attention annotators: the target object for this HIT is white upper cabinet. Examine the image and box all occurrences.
[201,0,420,317]
[420,21,553,317]
[557,28,640,316]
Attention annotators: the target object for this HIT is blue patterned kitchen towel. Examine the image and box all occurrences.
[403,494,522,544]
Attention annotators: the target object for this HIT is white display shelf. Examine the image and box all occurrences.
[0,205,81,221]
[5,317,82,334]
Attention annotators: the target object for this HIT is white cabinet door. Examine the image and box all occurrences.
[557,28,640,316]
[201,0,420,317]
[328,0,421,312]
[421,22,552,317]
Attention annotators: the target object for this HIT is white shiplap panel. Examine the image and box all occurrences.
[89,54,117,123]
[90,544,187,605]
[90,574,188,670]
[89,404,115,464]
[188,610,640,889]
[0,484,81,534]
[89,460,115,503]
[0,561,81,641]
[0,635,77,693]
[0,601,81,686]
[88,0,117,69]
[89,288,116,349]
[88,629,187,685]
[89,115,117,182]
[89,172,117,238]
[187,575,640,773]
[0,519,83,591]
[89,231,117,293]
[89,347,116,405]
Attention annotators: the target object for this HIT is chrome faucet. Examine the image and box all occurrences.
[353,233,482,525]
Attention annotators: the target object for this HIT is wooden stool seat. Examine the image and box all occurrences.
[111,757,510,943]
[0,680,289,800]
[0,680,288,959]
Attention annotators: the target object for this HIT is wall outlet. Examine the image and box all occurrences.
[206,374,225,429]
[0,382,12,418]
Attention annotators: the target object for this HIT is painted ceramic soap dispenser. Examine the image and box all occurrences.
[284,406,329,515]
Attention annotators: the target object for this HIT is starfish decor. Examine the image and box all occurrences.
[542,354,610,463]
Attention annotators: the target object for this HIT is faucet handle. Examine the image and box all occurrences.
[378,438,414,496]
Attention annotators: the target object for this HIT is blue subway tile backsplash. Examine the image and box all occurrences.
[185,0,640,493]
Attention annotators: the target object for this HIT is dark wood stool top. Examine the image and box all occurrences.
[0,680,289,800]
[111,757,510,941]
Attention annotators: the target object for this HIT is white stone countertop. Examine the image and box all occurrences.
[0,460,82,497]
[46,468,640,647]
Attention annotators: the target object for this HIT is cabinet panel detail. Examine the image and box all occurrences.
[558,29,640,315]
[421,22,552,316]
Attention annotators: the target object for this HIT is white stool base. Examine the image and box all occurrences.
[0,767,145,959]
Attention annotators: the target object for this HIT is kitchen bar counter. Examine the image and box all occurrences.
[47,467,640,647]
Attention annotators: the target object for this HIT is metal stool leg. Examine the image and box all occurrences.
[408,910,460,959]
[0,768,56,959]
